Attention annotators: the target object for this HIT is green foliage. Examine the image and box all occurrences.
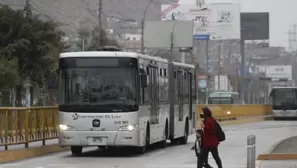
[0,5,65,89]
[75,27,120,51]
[0,57,20,90]
[88,26,120,50]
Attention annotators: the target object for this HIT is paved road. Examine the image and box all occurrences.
[1,121,297,168]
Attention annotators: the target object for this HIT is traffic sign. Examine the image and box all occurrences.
[193,35,210,40]
[198,79,207,88]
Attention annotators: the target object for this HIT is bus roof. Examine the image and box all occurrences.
[272,86,297,89]
[59,51,139,58]
[210,91,239,94]
[59,51,195,68]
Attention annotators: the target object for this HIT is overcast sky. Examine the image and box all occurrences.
[178,0,296,49]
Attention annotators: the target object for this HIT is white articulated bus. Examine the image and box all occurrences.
[58,49,196,155]
[270,86,297,120]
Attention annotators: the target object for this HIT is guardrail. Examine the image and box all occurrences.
[196,104,272,121]
[0,107,58,150]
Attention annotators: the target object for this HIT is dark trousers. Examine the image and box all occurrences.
[197,152,211,168]
[198,146,222,168]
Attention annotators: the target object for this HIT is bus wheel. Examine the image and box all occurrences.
[171,139,179,145]
[71,146,83,156]
[159,128,167,148]
[137,127,150,154]
[179,122,189,144]
[97,146,107,149]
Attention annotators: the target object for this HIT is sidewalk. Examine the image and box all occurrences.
[257,136,297,168]
[258,160,297,168]
[0,139,58,151]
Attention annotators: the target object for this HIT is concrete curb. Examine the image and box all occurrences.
[0,144,70,163]
[257,153,297,160]
[257,136,297,162]
[219,118,265,126]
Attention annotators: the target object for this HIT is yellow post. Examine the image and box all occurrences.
[42,109,45,146]
[5,110,8,150]
[24,109,29,148]
[234,75,237,92]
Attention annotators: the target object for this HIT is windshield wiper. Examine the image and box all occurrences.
[60,105,109,112]
[112,103,131,112]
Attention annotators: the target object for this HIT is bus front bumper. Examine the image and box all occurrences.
[59,130,140,147]
[273,110,297,117]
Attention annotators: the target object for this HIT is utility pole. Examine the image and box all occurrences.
[141,0,154,54]
[240,39,245,102]
[141,19,145,54]
[169,31,174,139]
[98,0,103,49]
[25,0,31,18]
[217,41,221,91]
[24,0,32,108]
[82,38,85,51]
[205,40,209,104]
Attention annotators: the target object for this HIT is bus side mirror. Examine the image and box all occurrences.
[141,74,148,87]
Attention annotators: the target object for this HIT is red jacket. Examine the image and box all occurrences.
[202,117,219,148]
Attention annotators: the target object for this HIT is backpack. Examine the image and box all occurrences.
[214,120,225,142]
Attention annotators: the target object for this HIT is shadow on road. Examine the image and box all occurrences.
[64,141,193,158]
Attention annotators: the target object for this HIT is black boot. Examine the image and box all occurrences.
[203,163,213,168]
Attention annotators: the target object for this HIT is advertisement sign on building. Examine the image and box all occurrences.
[265,65,292,80]
[160,3,240,40]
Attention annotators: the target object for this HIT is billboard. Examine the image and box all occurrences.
[143,21,193,48]
[265,65,292,80]
[240,13,269,40]
[160,3,240,40]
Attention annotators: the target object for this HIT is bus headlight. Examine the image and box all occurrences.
[118,124,138,131]
[59,124,75,131]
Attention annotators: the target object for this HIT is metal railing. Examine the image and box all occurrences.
[196,104,272,121]
[0,107,58,150]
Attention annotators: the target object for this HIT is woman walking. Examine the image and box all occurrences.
[198,107,223,168]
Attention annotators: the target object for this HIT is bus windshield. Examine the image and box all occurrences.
[59,57,138,113]
[271,88,297,110]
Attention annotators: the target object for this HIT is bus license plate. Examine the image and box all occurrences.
[89,137,107,145]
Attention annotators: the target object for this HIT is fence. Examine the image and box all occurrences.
[196,104,272,121]
[0,107,58,150]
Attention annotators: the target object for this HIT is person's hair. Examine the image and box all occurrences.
[201,107,212,118]
[196,129,203,135]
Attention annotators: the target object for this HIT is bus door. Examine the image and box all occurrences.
[149,65,159,124]
[177,70,183,121]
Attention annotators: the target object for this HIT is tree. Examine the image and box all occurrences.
[0,5,65,86]
[88,26,120,50]
[0,5,65,106]
[0,57,20,91]
[76,28,90,51]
